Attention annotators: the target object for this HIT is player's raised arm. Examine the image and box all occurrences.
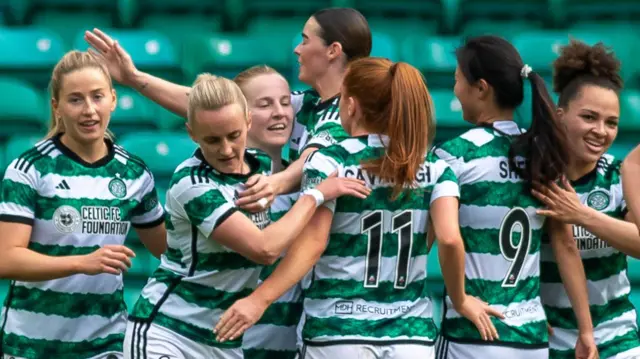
[85,28,190,118]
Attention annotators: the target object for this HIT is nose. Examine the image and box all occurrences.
[272,102,286,118]
[219,140,233,157]
[294,42,301,56]
[592,120,607,137]
[83,98,97,116]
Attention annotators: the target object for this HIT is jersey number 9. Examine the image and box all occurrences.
[499,207,532,288]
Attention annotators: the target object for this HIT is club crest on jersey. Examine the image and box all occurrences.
[109,178,127,199]
[586,189,610,211]
[53,205,81,233]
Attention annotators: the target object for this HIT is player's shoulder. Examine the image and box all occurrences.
[433,127,501,161]
[113,143,153,178]
[4,137,56,179]
[596,153,622,182]
[168,152,217,194]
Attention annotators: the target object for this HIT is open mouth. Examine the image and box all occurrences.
[80,120,99,128]
[584,138,605,153]
[219,157,235,163]
[267,123,287,132]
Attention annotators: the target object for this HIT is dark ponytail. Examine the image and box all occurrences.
[456,35,568,185]
[510,72,568,184]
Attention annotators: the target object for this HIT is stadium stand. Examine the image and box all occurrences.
[0,0,638,313]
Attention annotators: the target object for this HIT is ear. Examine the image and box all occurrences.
[326,41,344,62]
[51,97,60,120]
[476,79,490,100]
[347,96,357,118]
[246,111,252,131]
[556,107,565,119]
[110,87,117,112]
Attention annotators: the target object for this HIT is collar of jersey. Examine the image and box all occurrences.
[491,120,522,136]
[353,134,390,147]
[52,133,115,168]
[313,91,340,110]
[193,148,262,179]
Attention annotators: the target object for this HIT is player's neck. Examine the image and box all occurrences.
[567,159,597,181]
[247,140,283,173]
[313,69,343,102]
[60,134,108,164]
[474,108,514,126]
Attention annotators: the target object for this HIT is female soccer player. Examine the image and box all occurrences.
[123,74,369,359]
[433,35,597,359]
[234,65,302,358]
[83,7,372,211]
[534,40,640,359]
[215,57,506,359]
[622,146,640,232]
[0,50,166,359]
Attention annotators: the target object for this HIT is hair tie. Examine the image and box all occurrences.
[520,64,533,79]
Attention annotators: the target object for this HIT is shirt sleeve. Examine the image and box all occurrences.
[130,170,165,228]
[301,149,341,213]
[177,184,237,238]
[428,155,461,204]
[0,159,39,225]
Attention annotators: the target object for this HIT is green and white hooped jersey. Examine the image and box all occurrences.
[130,148,273,349]
[301,134,459,345]
[288,89,349,162]
[434,121,548,348]
[0,134,164,359]
[540,154,640,359]
[242,186,302,359]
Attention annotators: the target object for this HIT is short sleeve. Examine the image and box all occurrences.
[177,184,237,238]
[130,171,165,228]
[302,149,341,213]
[0,160,39,225]
[429,156,461,204]
[303,122,349,152]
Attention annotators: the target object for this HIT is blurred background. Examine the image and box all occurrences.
[0,0,639,321]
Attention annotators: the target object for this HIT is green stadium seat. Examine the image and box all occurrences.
[607,141,635,160]
[430,89,472,142]
[227,0,335,30]
[4,135,43,165]
[0,28,65,89]
[401,36,459,89]
[6,0,124,25]
[619,91,640,143]
[140,14,222,56]
[32,10,111,50]
[453,0,555,28]
[75,29,182,84]
[513,31,616,84]
[110,87,158,136]
[183,33,292,83]
[123,279,146,311]
[0,78,46,139]
[117,131,197,188]
[368,18,438,42]
[427,243,442,283]
[461,20,543,41]
[561,0,640,23]
[247,16,308,38]
[157,107,186,131]
[128,245,161,279]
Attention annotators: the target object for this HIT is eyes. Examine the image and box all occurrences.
[579,113,618,129]
[205,131,241,144]
[68,93,105,104]
[256,98,291,109]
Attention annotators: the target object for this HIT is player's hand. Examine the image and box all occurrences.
[314,172,371,202]
[214,296,268,343]
[78,245,135,275]
[575,331,598,359]
[532,177,589,225]
[236,174,276,213]
[455,295,504,341]
[84,28,138,87]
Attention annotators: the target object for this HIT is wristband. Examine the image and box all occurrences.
[303,188,325,208]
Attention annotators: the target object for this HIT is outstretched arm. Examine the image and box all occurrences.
[623,145,640,233]
[85,29,190,118]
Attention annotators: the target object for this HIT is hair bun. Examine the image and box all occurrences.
[552,39,622,94]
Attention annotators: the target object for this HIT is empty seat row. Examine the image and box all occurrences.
[2,26,640,91]
[3,0,640,33]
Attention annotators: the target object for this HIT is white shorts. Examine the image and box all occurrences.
[297,343,435,359]
[124,320,242,359]
[435,337,548,359]
[3,354,122,359]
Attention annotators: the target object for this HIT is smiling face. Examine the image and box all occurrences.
[242,73,294,152]
[560,84,620,167]
[188,103,251,174]
[52,67,116,145]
